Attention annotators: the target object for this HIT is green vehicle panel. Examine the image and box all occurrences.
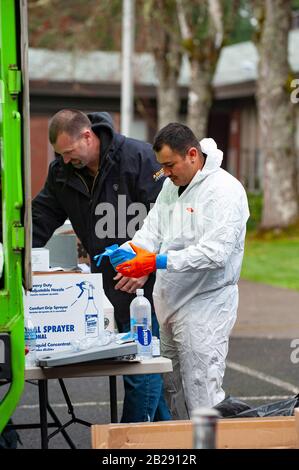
[0,0,31,433]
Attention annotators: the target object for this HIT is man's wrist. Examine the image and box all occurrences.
[156,254,167,269]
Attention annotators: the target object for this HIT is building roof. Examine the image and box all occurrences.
[29,29,299,98]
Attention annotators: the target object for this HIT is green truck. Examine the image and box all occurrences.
[0,0,32,433]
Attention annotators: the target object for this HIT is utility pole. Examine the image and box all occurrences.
[121,0,135,136]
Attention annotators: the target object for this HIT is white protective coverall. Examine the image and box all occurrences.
[131,138,250,419]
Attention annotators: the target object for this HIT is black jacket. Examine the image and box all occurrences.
[32,112,165,325]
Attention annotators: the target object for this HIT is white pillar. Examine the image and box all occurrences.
[121,0,135,137]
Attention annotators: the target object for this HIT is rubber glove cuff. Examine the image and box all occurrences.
[93,244,119,267]
[156,254,167,269]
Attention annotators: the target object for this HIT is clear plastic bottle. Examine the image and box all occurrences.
[130,289,152,359]
[152,336,160,357]
[24,316,37,366]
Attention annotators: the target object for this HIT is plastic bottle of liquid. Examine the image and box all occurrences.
[130,289,152,359]
[84,283,99,338]
[152,336,160,357]
[24,317,37,366]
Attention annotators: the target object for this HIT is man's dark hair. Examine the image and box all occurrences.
[153,122,201,156]
[49,109,91,144]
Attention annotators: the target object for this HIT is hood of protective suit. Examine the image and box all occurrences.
[183,137,224,192]
[200,137,223,171]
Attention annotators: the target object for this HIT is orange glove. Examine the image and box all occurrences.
[116,243,156,278]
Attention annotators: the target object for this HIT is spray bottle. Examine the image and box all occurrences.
[76,281,103,339]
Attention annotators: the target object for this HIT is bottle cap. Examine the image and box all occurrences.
[136,289,144,296]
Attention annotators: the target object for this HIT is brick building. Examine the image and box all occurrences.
[29,30,299,197]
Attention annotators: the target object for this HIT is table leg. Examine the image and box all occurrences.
[109,376,118,423]
[38,379,48,449]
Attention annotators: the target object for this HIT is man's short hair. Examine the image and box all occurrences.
[49,109,91,144]
[153,122,201,156]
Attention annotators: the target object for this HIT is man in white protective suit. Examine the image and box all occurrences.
[109,122,250,419]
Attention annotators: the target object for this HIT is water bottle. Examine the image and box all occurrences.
[152,336,160,357]
[24,316,37,366]
[191,407,219,449]
[130,289,152,359]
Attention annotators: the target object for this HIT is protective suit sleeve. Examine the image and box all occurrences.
[167,189,250,272]
[32,169,67,248]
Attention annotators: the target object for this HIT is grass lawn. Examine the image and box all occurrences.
[241,237,299,291]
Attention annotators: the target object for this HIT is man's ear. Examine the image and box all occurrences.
[82,129,92,142]
[187,147,198,158]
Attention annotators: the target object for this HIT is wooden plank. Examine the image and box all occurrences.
[91,416,297,449]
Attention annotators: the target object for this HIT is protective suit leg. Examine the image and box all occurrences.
[160,285,238,419]
[160,325,189,420]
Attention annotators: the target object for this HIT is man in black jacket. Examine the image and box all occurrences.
[32,109,171,422]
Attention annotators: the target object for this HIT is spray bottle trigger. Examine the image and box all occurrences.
[76,281,88,298]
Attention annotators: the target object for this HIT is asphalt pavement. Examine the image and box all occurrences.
[11,279,299,449]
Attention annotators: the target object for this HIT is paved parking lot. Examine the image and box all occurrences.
[11,280,299,449]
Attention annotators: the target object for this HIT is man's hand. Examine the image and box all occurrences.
[113,273,149,293]
[116,243,157,278]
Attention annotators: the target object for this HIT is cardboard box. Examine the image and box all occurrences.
[46,233,78,270]
[31,248,49,272]
[25,272,105,354]
[91,416,298,449]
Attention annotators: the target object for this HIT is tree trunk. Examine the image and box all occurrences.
[145,0,182,129]
[176,0,227,140]
[187,59,214,139]
[256,0,298,228]
[155,51,182,128]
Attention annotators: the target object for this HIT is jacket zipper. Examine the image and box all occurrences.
[75,172,91,195]
[90,170,100,196]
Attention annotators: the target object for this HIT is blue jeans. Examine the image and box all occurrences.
[116,313,172,423]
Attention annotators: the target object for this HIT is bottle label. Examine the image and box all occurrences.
[85,314,98,336]
[137,326,152,347]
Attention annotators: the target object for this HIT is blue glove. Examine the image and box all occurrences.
[93,244,120,267]
[94,244,167,273]
[109,247,136,270]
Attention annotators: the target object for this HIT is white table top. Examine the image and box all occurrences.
[25,356,173,380]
